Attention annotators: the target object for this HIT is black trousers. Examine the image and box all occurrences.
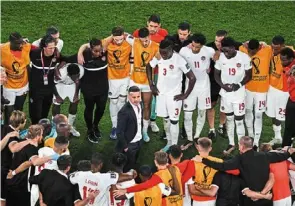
[83,92,108,131]
[282,98,295,147]
[29,91,53,124]
[123,141,142,173]
[6,188,30,206]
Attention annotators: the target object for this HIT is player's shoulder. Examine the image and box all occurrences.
[179,46,190,55]
[202,45,215,54]
[38,146,53,155]
[158,28,168,37]
[237,50,251,60]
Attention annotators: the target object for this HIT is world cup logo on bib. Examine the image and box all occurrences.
[252,57,261,74]
[144,197,152,206]
[141,51,150,67]
[12,61,20,74]
[202,166,211,184]
[113,50,121,63]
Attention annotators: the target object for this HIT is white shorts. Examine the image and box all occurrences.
[184,87,211,111]
[220,96,246,116]
[53,83,80,105]
[30,184,39,206]
[245,90,267,112]
[108,77,130,98]
[3,84,29,105]
[129,80,151,93]
[266,86,289,121]
[192,200,216,206]
[156,94,182,121]
[273,196,292,206]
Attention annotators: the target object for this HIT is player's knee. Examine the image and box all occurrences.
[255,111,263,119]
[234,115,244,121]
[273,118,281,126]
[110,98,119,104]
[198,109,206,118]
[170,120,178,125]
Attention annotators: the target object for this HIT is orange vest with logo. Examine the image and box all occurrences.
[191,156,223,201]
[270,46,294,91]
[134,184,163,206]
[131,39,159,85]
[106,40,131,80]
[1,43,30,89]
[155,166,183,206]
[239,45,271,93]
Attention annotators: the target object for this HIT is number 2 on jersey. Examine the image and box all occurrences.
[82,186,98,205]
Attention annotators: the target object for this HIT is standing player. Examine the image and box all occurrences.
[239,39,272,149]
[266,36,292,145]
[69,152,136,206]
[146,39,196,151]
[53,63,84,137]
[214,37,252,154]
[1,32,32,124]
[206,30,228,140]
[108,153,135,206]
[126,28,159,142]
[78,27,131,140]
[179,33,215,146]
[134,14,168,133]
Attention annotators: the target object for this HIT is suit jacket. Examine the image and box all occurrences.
[115,102,143,152]
[29,169,81,206]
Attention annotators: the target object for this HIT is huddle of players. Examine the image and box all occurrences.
[74,14,294,155]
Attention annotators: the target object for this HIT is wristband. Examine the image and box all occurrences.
[12,170,16,176]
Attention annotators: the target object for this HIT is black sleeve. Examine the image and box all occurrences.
[116,109,129,150]
[29,169,46,185]
[212,172,222,187]
[63,54,78,64]
[72,184,82,203]
[26,145,38,161]
[266,152,289,163]
[202,155,240,171]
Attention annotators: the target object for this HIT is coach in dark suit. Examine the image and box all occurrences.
[116,86,143,172]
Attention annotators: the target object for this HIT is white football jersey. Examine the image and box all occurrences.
[179,46,214,89]
[69,171,119,206]
[108,179,135,206]
[215,51,251,101]
[149,52,191,96]
[34,147,70,176]
[55,63,84,85]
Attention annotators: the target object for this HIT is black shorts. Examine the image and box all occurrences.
[211,82,221,103]
[1,167,8,200]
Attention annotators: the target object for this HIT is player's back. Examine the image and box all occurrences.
[134,183,164,206]
[191,156,223,201]
[270,161,291,201]
[109,179,135,206]
[156,52,189,95]
[155,166,183,206]
[70,171,119,205]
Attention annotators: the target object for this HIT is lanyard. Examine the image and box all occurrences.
[41,50,54,76]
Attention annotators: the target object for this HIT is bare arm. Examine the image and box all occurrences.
[1,131,18,151]
[168,166,181,196]
[9,139,30,153]
[188,184,218,197]
[30,155,52,166]
[261,173,274,195]
[117,171,136,183]
[240,69,252,86]
[7,160,32,179]
[243,189,272,200]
